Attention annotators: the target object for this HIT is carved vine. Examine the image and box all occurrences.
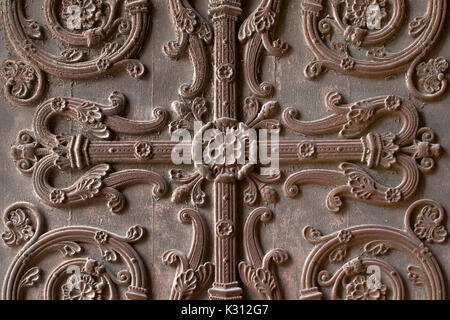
[164,0,213,98]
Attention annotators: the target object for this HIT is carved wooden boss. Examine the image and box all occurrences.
[1,0,448,300]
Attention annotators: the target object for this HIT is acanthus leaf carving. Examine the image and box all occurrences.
[239,0,289,98]
[163,208,214,300]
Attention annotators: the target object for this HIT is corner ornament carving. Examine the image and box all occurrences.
[301,0,448,101]
[10,92,169,213]
[238,0,289,98]
[2,0,150,80]
[2,202,149,300]
[299,199,447,300]
[283,92,442,212]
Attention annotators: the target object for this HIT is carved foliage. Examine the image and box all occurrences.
[301,0,448,101]
[1,202,148,300]
[3,0,150,79]
[1,60,45,107]
[163,208,214,300]
[300,200,447,300]
[283,92,441,212]
[239,208,288,300]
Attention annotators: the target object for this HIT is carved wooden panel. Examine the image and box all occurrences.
[0,0,449,300]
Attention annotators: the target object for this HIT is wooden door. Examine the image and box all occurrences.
[0,0,448,300]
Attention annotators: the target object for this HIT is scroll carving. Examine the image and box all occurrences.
[283,92,441,212]
[239,207,288,300]
[10,92,169,213]
[163,208,214,300]
[300,199,447,300]
[3,0,150,79]
[239,0,289,98]
[1,0,448,301]
[164,0,212,98]
[301,0,448,101]
[2,202,149,300]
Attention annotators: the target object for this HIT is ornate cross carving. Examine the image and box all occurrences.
[3,0,446,300]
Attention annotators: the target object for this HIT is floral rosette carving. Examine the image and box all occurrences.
[299,200,447,300]
[1,202,148,300]
[170,98,282,206]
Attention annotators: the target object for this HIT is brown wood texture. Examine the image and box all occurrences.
[0,0,449,300]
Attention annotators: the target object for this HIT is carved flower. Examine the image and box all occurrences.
[338,229,352,243]
[94,231,109,244]
[51,97,67,112]
[96,57,112,71]
[416,57,449,94]
[23,40,37,53]
[298,143,316,158]
[346,275,387,300]
[260,185,279,203]
[50,190,66,204]
[340,56,355,71]
[385,188,401,203]
[177,8,198,33]
[62,274,102,300]
[343,26,367,47]
[1,60,37,99]
[344,0,387,30]
[216,220,234,238]
[384,96,401,111]
[1,208,34,246]
[253,5,276,32]
[134,141,153,160]
[217,64,235,82]
[414,205,448,243]
[62,0,103,31]
[367,46,387,59]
